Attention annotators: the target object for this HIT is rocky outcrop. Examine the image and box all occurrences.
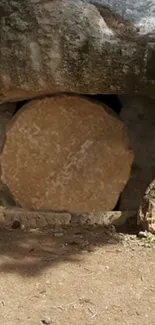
[1,95,133,212]
[137,179,155,234]
[0,0,155,102]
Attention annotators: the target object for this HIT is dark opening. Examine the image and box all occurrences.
[85,94,122,115]
[86,95,123,211]
[113,195,121,211]
[14,100,28,114]
[14,95,122,116]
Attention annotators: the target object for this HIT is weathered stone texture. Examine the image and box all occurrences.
[0,0,155,102]
[1,95,133,212]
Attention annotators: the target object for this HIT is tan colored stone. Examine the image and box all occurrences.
[1,95,133,212]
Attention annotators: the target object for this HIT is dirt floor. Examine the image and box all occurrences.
[0,225,155,325]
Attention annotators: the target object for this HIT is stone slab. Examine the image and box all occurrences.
[1,95,133,212]
[1,0,155,102]
[0,206,135,230]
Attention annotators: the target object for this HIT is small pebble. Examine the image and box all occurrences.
[129,235,136,240]
[144,243,152,248]
[12,220,21,229]
[137,231,148,239]
[115,248,122,253]
[105,266,109,270]
[108,238,118,244]
[41,316,52,324]
[54,232,64,237]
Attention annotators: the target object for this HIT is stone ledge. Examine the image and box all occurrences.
[0,207,136,230]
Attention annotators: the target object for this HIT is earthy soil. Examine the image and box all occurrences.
[0,225,155,325]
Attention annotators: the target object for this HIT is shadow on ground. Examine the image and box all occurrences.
[0,224,123,277]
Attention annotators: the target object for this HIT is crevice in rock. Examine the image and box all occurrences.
[84,94,122,115]
[13,95,122,116]
[113,194,121,211]
[0,102,18,207]
[14,100,29,114]
[85,94,123,212]
[115,213,139,234]
[118,95,155,212]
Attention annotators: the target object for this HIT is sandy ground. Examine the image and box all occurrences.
[0,225,155,325]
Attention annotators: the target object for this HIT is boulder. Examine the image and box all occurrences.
[0,0,155,102]
[1,95,133,212]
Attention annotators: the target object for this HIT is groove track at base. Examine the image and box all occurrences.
[0,207,136,230]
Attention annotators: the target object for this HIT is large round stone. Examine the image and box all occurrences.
[1,95,133,212]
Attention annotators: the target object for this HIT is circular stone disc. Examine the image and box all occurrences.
[1,95,133,212]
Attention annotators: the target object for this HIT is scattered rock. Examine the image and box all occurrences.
[41,316,52,325]
[137,231,148,239]
[140,242,152,248]
[144,243,152,248]
[12,220,21,229]
[105,266,109,270]
[107,238,118,244]
[54,232,64,237]
[1,95,133,212]
[137,179,155,234]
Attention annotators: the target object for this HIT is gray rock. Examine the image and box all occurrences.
[0,0,155,102]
